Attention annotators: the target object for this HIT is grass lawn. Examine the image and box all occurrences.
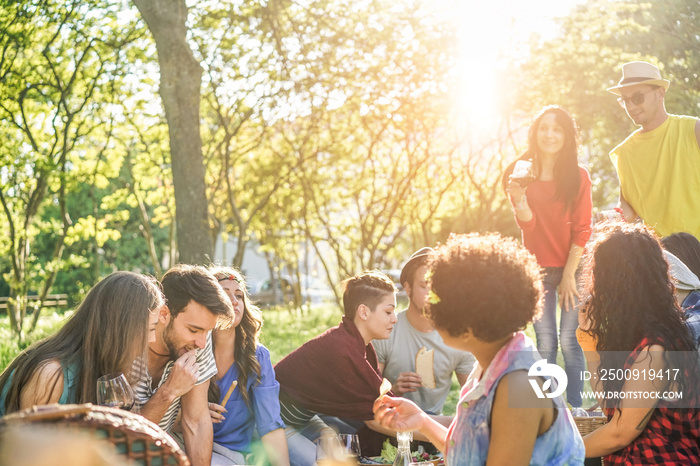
[0,311,73,371]
[259,305,344,365]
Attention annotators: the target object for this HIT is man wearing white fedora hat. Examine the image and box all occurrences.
[608,60,700,240]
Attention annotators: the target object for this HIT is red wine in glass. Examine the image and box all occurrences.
[510,160,535,187]
[96,373,135,411]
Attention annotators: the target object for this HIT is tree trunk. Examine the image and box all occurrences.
[132,0,212,264]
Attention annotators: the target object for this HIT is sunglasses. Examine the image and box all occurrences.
[617,88,656,108]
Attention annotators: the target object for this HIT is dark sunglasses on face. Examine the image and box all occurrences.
[617,88,657,108]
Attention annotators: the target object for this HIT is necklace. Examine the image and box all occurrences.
[149,347,170,357]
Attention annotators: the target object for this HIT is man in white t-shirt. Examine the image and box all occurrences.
[374,247,475,415]
[133,264,234,466]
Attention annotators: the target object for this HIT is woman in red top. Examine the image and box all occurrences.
[578,222,700,463]
[502,105,592,407]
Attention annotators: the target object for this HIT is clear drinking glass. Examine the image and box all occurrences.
[315,432,356,466]
[337,433,361,459]
[393,431,413,466]
[96,372,135,410]
[510,160,535,186]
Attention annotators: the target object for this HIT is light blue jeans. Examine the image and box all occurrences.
[210,427,318,466]
[282,415,332,466]
[281,414,364,465]
[533,267,584,407]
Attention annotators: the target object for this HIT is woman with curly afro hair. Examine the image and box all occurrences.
[374,233,584,465]
[578,223,700,464]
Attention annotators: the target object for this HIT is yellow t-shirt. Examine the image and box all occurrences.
[610,115,700,239]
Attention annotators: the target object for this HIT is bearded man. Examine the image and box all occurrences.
[134,264,233,466]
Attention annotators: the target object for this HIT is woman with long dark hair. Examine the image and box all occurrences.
[661,232,700,279]
[0,271,163,415]
[578,222,700,463]
[502,105,592,407]
[207,267,294,466]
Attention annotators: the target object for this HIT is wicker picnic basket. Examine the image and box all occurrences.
[573,415,607,436]
[0,403,190,466]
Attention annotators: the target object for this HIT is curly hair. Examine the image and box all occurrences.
[582,222,699,404]
[208,267,263,408]
[426,233,543,342]
[502,105,582,210]
[341,270,396,319]
[661,232,700,280]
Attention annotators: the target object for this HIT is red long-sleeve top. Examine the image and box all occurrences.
[516,166,593,267]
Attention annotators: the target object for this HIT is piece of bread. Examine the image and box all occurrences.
[415,346,436,389]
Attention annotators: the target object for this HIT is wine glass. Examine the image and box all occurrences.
[338,433,361,459]
[315,432,355,466]
[96,372,135,410]
[510,160,535,187]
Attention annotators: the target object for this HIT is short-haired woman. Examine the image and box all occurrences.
[274,270,399,456]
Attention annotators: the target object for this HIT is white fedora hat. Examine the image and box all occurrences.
[607,61,670,95]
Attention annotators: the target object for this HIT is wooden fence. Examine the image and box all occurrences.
[0,294,69,311]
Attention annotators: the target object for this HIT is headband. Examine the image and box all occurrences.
[217,274,241,283]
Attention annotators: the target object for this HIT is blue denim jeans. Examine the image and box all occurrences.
[210,430,318,466]
[283,415,332,466]
[533,267,584,407]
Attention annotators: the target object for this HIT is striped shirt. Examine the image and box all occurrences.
[132,332,217,432]
[279,392,317,428]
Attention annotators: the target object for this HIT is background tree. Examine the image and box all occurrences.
[132,0,212,264]
[517,0,700,210]
[0,0,141,339]
[190,0,299,269]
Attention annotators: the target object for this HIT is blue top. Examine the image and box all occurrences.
[213,344,285,453]
[683,291,700,346]
[0,360,79,416]
[446,332,585,466]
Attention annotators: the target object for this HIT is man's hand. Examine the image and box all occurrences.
[164,350,199,398]
[393,372,423,395]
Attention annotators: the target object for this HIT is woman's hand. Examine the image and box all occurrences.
[208,402,226,423]
[505,180,527,208]
[373,395,427,432]
[558,272,579,312]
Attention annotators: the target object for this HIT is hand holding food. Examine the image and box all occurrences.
[373,395,425,433]
[208,402,226,423]
[379,378,392,398]
[415,347,435,389]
